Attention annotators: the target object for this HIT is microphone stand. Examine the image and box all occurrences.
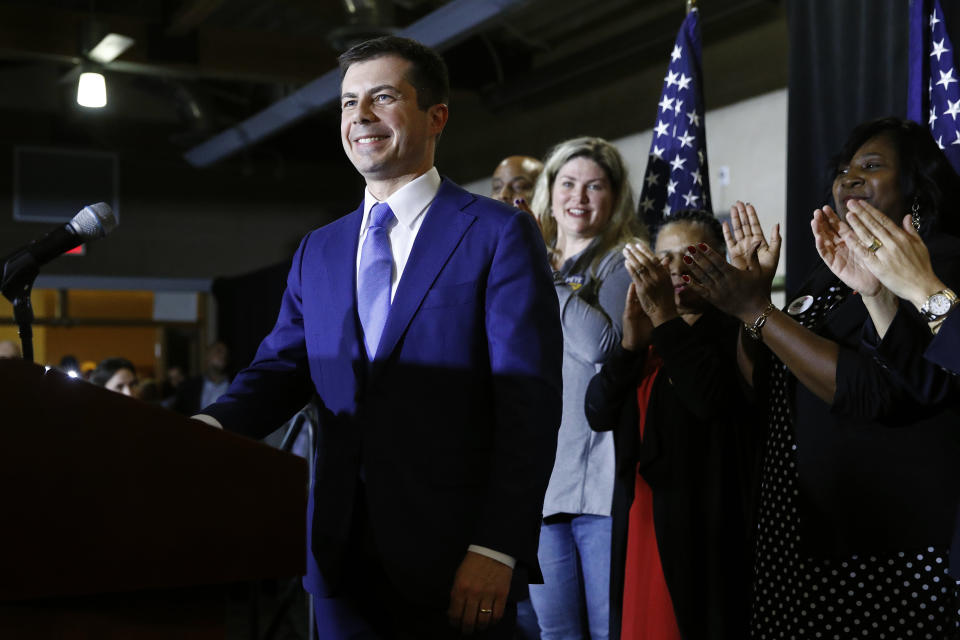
[2,251,40,364]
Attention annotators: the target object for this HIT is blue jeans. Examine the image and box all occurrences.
[528,515,611,640]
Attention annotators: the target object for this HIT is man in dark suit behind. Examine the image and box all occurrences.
[194,36,562,638]
[172,341,231,415]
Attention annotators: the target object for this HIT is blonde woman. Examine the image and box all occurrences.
[528,137,645,639]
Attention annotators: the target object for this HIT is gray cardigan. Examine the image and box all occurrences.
[542,241,632,518]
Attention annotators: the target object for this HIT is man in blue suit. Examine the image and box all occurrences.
[196,36,562,638]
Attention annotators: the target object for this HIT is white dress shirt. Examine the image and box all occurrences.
[356,167,441,301]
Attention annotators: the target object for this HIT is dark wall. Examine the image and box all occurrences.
[0,110,362,281]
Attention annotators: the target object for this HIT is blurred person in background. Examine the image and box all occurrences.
[90,357,139,397]
[174,341,232,415]
[492,155,543,211]
[0,339,21,359]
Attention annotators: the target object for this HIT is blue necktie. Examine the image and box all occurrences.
[357,202,395,360]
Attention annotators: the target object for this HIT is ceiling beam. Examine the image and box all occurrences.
[183,0,532,167]
[166,0,227,37]
[0,5,336,84]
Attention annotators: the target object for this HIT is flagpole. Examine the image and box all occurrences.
[686,0,696,14]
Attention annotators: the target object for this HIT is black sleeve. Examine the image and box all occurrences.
[926,311,960,374]
[861,303,956,404]
[652,316,749,421]
[585,343,644,432]
[833,233,960,421]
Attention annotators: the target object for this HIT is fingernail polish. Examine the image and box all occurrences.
[697,243,708,251]
[683,255,693,264]
[687,245,697,253]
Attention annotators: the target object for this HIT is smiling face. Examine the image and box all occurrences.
[550,156,614,241]
[655,220,717,315]
[832,132,906,222]
[340,55,447,194]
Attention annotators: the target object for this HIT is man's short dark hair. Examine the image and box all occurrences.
[338,36,449,111]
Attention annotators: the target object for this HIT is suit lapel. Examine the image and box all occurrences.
[374,181,476,360]
[319,203,364,359]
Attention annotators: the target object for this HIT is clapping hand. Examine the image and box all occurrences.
[724,201,781,287]
[622,241,679,328]
[682,241,772,323]
[810,204,883,296]
[842,199,946,308]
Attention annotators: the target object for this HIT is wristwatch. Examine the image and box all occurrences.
[919,288,958,322]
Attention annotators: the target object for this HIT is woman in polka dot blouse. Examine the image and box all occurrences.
[684,117,960,639]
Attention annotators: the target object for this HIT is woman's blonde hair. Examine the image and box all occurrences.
[531,136,647,269]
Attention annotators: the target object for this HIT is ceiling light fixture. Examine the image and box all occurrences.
[77,71,107,108]
[87,33,135,64]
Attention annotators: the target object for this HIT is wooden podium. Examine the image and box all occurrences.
[0,359,308,639]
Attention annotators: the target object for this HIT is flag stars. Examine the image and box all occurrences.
[946,99,960,120]
[677,131,695,148]
[931,10,940,30]
[665,70,679,87]
[654,120,670,137]
[930,105,938,126]
[691,168,703,185]
[670,155,687,172]
[687,110,701,127]
[936,68,957,90]
[640,196,656,212]
[645,172,660,188]
[931,39,950,62]
[937,135,945,150]
[652,145,665,160]
[663,203,672,216]
[953,131,960,146]
[659,95,675,112]
[671,45,682,61]
[682,190,700,206]
[677,73,692,91]
[667,179,678,196]
[674,99,684,114]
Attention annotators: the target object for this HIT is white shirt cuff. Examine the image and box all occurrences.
[191,413,223,429]
[468,544,516,569]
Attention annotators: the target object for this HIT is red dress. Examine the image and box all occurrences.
[620,347,683,640]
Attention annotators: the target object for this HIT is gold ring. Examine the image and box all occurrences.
[867,238,883,253]
[479,608,493,614]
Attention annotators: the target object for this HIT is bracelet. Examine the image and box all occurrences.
[744,302,776,341]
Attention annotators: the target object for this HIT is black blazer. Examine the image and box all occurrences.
[585,311,760,640]
[767,231,960,558]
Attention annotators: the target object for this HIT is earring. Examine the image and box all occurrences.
[911,197,921,232]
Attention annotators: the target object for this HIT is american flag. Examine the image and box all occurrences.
[908,0,960,172]
[638,7,712,231]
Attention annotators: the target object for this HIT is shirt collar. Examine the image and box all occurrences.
[362,167,441,230]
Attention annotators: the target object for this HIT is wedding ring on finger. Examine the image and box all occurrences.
[866,237,883,253]
[479,608,493,614]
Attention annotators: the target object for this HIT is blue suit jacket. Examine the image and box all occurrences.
[204,180,563,604]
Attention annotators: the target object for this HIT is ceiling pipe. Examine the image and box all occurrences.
[327,0,396,52]
[184,0,529,168]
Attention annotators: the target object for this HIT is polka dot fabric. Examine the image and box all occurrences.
[750,283,960,639]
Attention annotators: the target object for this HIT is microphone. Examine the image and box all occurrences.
[2,203,117,298]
